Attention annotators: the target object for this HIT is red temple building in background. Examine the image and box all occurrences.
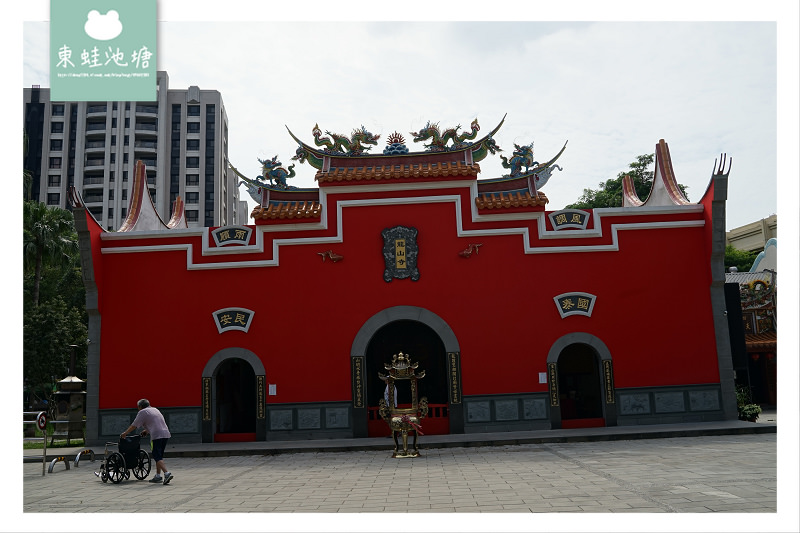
[72,116,737,445]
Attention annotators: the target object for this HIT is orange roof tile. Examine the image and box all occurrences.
[475,190,548,210]
[250,201,322,221]
[316,161,480,183]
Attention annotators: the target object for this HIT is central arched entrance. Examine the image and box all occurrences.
[365,320,449,436]
[351,306,463,437]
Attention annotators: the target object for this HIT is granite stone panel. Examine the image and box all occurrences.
[466,401,491,422]
[654,392,685,413]
[325,407,349,429]
[269,409,293,430]
[297,409,321,430]
[689,390,720,411]
[168,412,199,433]
[100,415,131,435]
[523,398,548,419]
[619,393,651,415]
[494,400,519,421]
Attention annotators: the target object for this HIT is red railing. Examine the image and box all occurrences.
[367,403,449,437]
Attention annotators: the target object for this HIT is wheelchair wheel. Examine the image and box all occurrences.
[132,450,152,480]
[106,452,127,484]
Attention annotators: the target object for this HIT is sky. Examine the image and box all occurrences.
[6,2,800,533]
[16,4,793,232]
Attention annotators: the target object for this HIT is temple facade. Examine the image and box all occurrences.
[73,116,737,445]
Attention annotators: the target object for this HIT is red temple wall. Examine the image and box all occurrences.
[96,196,719,410]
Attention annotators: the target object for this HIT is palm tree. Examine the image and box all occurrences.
[23,201,78,306]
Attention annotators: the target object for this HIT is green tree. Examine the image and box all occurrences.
[23,297,88,402]
[23,201,78,306]
[724,245,758,273]
[28,261,86,314]
[566,153,689,209]
[22,201,87,406]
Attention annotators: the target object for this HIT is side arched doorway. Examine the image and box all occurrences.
[351,306,463,437]
[547,333,617,429]
[217,358,256,435]
[201,348,267,443]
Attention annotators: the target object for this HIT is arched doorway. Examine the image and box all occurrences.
[546,332,617,429]
[201,347,266,443]
[215,358,256,439]
[351,306,463,437]
[365,320,449,436]
[557,344,604,427]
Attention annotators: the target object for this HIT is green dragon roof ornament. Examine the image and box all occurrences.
[311,124,381,156]
[409,118,481,152]
[286,114,507,170]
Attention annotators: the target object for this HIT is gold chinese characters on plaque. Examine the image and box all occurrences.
[381,226,420,282]
[395,239,407,270]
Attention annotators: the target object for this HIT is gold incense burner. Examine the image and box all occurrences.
[378,352,429,458]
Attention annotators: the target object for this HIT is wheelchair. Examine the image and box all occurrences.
[96,434,152,483]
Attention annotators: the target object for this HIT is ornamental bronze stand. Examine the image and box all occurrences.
[378,352,429,458]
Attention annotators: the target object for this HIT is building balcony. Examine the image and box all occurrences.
[82,193,105,204]
[86,105,107,116]
[84,140,106,152]
[135,105,159,115]
[84,159,106,168]
[135,122,158,133]
[82,162,103,172]
[134,140,158,153]
[83,176,106,186]
[85,122,107,137]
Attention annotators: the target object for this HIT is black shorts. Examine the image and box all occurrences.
[151,438,168,462]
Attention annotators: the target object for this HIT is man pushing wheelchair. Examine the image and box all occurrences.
[120,399,174,485]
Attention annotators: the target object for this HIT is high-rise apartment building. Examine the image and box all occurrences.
[23,71,248,229]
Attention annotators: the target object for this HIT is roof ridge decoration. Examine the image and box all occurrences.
[409,118,481,152]
[286,114,508,172]
[311,123,381,156]
[622,139,692,207]
[166,195,187,229]
[230,156,301,205]
[499,140,568,190]
[118,160,187,232]
[383,132,409,155]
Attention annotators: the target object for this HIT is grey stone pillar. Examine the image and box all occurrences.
[707,165,738,420]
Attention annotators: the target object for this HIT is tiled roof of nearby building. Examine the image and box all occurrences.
[745,331,776,352]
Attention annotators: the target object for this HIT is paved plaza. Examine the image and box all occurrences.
[17,431,790,531]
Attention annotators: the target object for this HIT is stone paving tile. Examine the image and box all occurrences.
[18,433,782,530]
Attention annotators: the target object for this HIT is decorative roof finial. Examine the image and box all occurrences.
[383,131,409,155]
